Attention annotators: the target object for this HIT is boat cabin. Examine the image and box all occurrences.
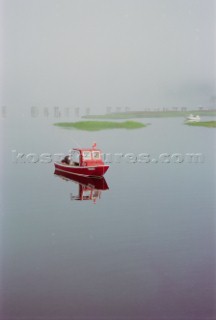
[69,148,104,167]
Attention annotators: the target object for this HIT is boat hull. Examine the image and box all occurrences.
[54,162,109,177]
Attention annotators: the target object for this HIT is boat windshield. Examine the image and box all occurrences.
[70,150,80,164]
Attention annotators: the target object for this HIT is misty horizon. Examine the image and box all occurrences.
[1,0,215,113]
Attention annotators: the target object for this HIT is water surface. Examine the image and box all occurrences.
[1,116,216,320]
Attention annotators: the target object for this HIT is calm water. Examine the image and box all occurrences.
[1,116,216,320]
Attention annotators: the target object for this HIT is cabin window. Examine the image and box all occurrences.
[83,151,91,160]
[92,151,100,159]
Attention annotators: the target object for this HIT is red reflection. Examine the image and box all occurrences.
[54,169,109,203]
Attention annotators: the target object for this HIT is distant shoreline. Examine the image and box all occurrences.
[82,110,216,119]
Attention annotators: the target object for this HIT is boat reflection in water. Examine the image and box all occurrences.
[54,170,109,203]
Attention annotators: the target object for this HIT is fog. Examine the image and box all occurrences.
[1,0,215,113]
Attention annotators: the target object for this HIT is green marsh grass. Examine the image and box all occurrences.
[185,121,216,128]
[54,120,146,131]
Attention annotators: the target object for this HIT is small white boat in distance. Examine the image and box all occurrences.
[186,114,201,122]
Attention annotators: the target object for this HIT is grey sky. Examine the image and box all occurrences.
[1,0,216,112]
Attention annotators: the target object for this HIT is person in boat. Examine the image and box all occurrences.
[61,155,79,166]
[61,155,70,165]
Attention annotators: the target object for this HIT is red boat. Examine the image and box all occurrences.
[54,144,109,178]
